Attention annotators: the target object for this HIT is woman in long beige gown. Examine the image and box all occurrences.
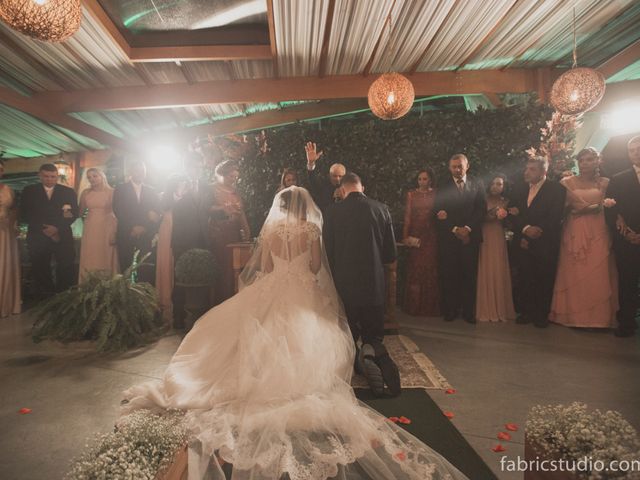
[78,168,119,282]
[0,160,21,317]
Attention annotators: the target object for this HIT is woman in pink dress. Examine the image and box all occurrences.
[156,175,189,325]
[0,159,21,317]
[402,168,440,316]
[209,160,251,304]
[550,148,618,328]
[78,168,119,282]
[476,174,516,322]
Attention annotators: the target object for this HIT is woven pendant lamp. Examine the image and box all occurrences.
[0,0,82,42]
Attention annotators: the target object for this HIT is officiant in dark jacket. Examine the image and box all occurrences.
[605,135,640,337]
[112,160,160,283]
[510,157,565,328]
[304,141,346,213]
[323,172,399,396]
[20,163,79,296]
[434,154,486,323]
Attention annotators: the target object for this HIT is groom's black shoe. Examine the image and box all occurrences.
[359,344,385,397]
[376,353,401,397]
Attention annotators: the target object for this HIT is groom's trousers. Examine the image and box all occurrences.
[344,304,386,355]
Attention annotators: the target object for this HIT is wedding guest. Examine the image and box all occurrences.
[277,168,299,192]
[78,168,118,282]
[20,163,79,297]
[0,159,21,317]
[209,160,251,303]
[510,157,565,328]
[402,168,440,317]
[112,161,160,283]
[476,174,516,322]
[434,154,486,323]
[156,175,189,324]
[304,142,346,212]
[550,148,618,329]
[605,135,640,337]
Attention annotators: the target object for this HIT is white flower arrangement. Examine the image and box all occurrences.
[526,402,640,480]
[66,410,187,480]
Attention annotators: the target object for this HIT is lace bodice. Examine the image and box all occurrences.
[264,221,321,274]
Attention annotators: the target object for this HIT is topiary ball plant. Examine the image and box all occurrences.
[174,249,219,287]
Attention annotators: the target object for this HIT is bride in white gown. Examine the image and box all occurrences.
[122,186,467,480]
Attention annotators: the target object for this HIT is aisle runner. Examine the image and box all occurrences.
[351,335,452,390]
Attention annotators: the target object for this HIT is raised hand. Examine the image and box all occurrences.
[304,141,323,168]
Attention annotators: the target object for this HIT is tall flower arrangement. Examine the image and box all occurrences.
[527,112,581,179]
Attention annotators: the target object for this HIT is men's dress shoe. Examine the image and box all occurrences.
[516,315,531,324]
[359,344,385,397]
[375,353,401,397]
[534,319,549,328]
[614,328,635,338]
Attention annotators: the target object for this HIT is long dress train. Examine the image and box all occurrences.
[123,187,467,480]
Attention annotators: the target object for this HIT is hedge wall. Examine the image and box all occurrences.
[236,98,553,235]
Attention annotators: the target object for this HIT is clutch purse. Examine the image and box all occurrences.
[404,236,421,248]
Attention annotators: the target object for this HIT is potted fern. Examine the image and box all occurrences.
[32,252,161,352]
[174,249,218,329]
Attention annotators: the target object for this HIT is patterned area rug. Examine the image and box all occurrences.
[351,335,451,390]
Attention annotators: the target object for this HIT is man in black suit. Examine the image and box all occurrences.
[605,135,640,337]
[112,161,160,283]
[323,172,399,397]
[434,154,486,323]
[304,141,346,213]
[510,157,566,328]
[20,163,78,297]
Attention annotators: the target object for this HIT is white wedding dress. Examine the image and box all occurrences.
[122,187,467,480]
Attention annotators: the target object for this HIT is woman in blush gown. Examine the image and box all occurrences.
[0,159,21,317]
[550,148,618,328]
[78,168,119,282]
[122,187,467,480]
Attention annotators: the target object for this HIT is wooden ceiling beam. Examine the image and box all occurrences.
[128,45,272,63]
[318,0,336,77]
[597,37,640,79]
[0,86,131,151]
[81,0,131,59]
[34,69,541,112]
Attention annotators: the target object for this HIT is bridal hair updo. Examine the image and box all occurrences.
[279,188,308,220]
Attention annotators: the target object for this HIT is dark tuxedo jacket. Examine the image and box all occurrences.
[323,192,397,307]
[20,183,78,243]
[171,187,212,257]
[112,181,160,243]
[509,179,566,256]
[605,168,640,250]
[433,176,486,246]
[307,167,340,212]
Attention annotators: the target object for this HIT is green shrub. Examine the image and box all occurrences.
[174,248,218,286]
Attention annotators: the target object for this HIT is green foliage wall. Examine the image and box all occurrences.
[237,100,552,234]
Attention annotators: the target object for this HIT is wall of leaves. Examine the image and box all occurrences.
[236,99,553,235]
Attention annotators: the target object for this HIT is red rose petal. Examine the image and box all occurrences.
[398,416,412,425]
[444,411,455,419]
[492,444,506,453]
[445,388,457,394]
[18,408,32,415]
[505,423,519,432]
[388,416,400,423]
[394,452,406,461]
[497,432,512,441]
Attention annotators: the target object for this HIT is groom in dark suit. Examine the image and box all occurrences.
[510,157,565,328]
[112,161,160,283]
[434,154,486,323]
[605,135,640,337]
[323,172,399,397]
[20,163,78,297]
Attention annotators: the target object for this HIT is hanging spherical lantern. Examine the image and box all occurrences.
[550,67,606,115]
[0,0,82,43]
[367,72,415,120]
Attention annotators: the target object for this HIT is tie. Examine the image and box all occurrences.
[46,187,53,200]
[527,184,535,207]
[456,178,464,194]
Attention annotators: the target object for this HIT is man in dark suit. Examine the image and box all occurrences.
[510,157,566,328]
[434,153,486,323]
[323,172,399,397]
[112,161,160,283]
[20,163,78,297]
[304,141,346,213]
[605,135,640,337]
